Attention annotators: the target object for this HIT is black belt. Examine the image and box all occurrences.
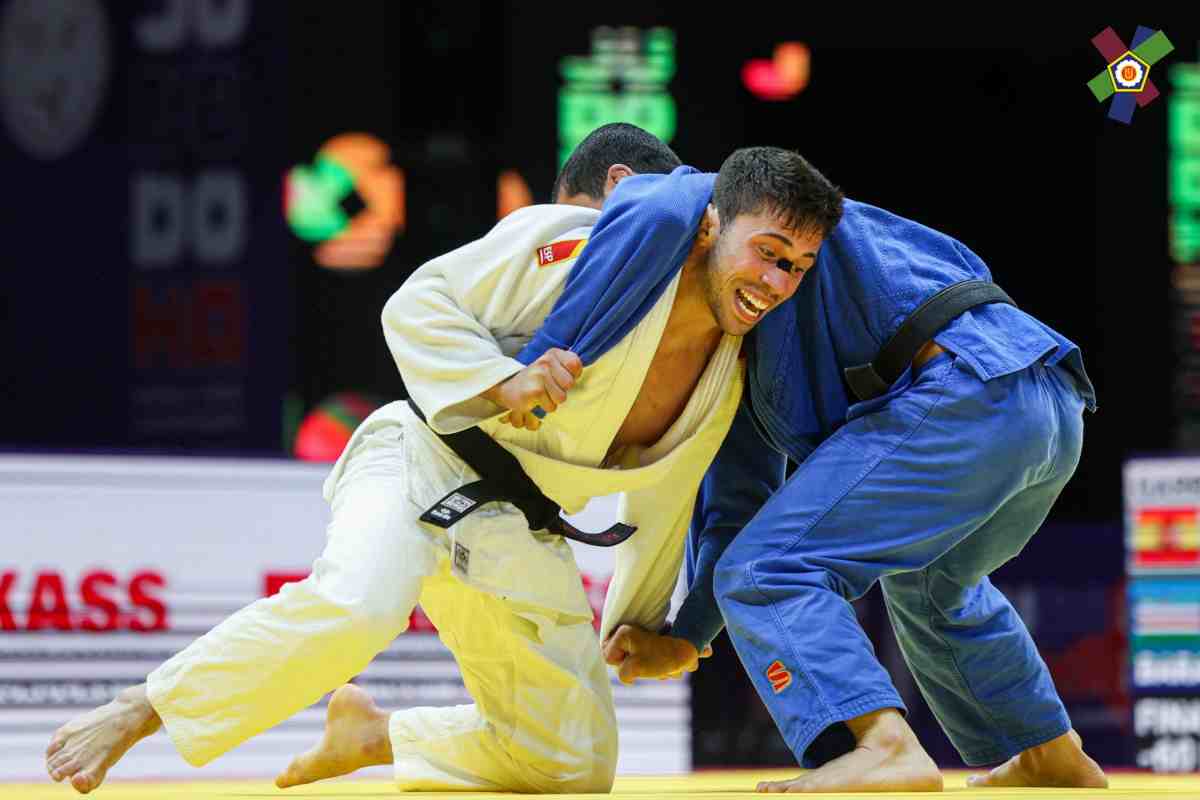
[407,399,637,547]
[843,280,1016,402]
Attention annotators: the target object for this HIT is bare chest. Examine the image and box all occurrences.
[609,339,716,455]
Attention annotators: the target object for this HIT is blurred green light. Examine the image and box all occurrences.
[558,27,678,168]
[285,155,355,242]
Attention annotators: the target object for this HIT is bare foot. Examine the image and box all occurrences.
[45,684,163,794]
[757,709,942,793]
[967,729,1108,789]
[275,683,392,789]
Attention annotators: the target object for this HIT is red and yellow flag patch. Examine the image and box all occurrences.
[536,238,587,267]
[766,660,792,694]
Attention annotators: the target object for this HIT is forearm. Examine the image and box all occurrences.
[382,206,596,433]
[383,272,526,432]
[671,399,787,651]
[670,524,739,652]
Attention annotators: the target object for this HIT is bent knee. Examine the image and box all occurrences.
[714,548,857,614]
[349,601,412,637]
[342,587,413,635]
[543,756,617,794]
[563,773,616,794]
[519,717,617,793]
[295,570,414,636]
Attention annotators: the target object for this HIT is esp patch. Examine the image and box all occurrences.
[536,238,587,267]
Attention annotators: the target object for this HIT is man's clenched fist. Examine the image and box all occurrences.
[481,348,583,430]
[601,624,712,685]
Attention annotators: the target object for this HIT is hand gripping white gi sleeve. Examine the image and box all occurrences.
[383,204,598,434]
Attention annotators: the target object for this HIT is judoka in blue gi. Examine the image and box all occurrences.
[546,158,1108,793]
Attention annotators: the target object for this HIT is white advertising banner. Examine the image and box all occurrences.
[0,454,688,781]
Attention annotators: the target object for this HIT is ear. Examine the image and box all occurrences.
[697,204,720,248]
[603,163,636,197]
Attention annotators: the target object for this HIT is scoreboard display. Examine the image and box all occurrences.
[1126,458,1200,772]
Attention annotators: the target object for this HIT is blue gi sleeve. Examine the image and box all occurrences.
[670,399,787,652]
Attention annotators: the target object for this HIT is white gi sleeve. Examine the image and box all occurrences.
[597,483,697,644]
[382,204,598,433]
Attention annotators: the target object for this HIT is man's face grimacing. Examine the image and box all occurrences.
[702,206,823,335]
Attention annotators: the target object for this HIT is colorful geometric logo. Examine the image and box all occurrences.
[1110,52,1150,93]
[1087,26,1174,124]
[284,133,405,271]
[1132,507,1200,569]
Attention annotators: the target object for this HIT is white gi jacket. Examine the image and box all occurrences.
[144,203,743,790]
[376,203,744,641]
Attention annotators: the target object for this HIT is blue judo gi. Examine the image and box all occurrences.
[523,167,1097,768]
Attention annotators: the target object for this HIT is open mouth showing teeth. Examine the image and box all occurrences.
[735,288,768,319]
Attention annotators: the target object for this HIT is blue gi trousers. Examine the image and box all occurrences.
[713,352,1086,767]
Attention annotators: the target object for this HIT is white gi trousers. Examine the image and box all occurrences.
[145,402,617,793]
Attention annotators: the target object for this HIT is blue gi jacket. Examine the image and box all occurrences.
[737,198,1096,465]
[523,167,1096,652]
[672,194,1096,650]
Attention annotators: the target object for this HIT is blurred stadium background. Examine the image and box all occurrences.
[2,2,1200,783]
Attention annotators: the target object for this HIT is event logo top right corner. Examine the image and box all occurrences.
[1087,26,1175,124]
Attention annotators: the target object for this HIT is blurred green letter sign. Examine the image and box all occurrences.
[558,27,677,168]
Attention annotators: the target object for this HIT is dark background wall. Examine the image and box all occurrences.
[3,3,1195,767]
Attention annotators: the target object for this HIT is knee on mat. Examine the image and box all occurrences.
[544,754,617,794]
[525,724,617,793]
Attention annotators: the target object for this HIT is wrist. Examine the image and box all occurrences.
[671,635,699,661]
[667,618,707,656]
[479,380,506,406]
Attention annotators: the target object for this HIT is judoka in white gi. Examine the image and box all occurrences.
[45,127,841,795]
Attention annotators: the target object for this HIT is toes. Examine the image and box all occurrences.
[48,750,71,774]
[275,761,302,789]
[49,757,77,782]
[71,769,102,794]
[757,779,804,794]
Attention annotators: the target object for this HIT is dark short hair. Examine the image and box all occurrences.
[713,147,844,237]
[552,123,682,201]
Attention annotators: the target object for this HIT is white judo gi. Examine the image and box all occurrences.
[145,204,744,792]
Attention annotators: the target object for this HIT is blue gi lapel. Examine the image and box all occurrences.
[516,166,716,366]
